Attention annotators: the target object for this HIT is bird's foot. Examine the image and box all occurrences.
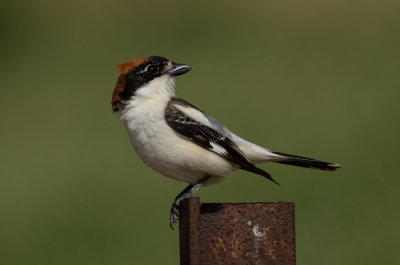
[169,193,191,229]
[169,175,211,230]
[169,201,180,230]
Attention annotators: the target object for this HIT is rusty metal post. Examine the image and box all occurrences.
[179,197,295,265]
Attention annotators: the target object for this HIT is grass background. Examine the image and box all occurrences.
[1,0,399,264]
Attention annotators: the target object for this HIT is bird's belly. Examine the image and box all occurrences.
[127,120,234,185]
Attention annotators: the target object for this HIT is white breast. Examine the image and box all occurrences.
[118,82,235,185]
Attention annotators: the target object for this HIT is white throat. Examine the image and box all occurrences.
[135,75,176,99]
[118,75,176,122]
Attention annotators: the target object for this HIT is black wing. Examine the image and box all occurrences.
[165,98,279,185]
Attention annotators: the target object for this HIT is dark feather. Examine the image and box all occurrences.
[272,151,341,171]
[165,98,279,185]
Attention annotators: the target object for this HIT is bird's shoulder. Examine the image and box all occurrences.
[165,97,212,127]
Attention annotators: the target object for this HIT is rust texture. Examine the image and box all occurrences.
[179,197,295,265]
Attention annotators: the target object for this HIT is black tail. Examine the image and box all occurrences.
[240,163,280,186]
[272,151,341,171]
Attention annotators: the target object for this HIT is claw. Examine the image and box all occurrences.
[169,202,180,230]
[168,175,211,230]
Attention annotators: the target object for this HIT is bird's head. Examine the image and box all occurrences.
[112,56,191,112]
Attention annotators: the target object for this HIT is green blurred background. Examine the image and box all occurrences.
[1,0,399,264]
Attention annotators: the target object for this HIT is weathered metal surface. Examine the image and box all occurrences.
[179,197,295,265]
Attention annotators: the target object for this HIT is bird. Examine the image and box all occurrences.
[111,56,341,228]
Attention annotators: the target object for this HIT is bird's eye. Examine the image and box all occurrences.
[146,64,159,74]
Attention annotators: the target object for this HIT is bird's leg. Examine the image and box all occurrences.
[170,175,211,229]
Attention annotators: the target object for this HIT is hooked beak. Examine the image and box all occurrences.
[167,62,191,76]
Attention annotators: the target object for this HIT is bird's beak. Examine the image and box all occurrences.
[167,62,191,76]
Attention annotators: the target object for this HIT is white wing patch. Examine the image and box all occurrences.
[210,142,228,157]
[174,104,211,127]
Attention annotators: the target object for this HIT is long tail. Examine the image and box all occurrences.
[271,151,341,171]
